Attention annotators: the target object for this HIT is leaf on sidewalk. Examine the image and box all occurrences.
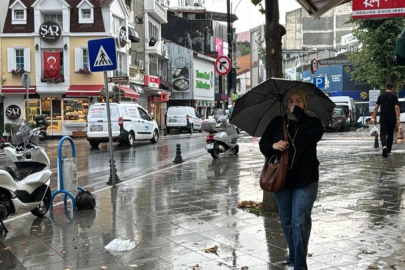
[192,264,200,269]
[21,242,26,245]
[1,247,11,251]
[362,250,377,254]
[100,266,108,269]
[204,245,218,254]
[60,250,66,254]
[241,266,249,269]
[128,265,138,268]
[368,265,379,269]
[236,201,262,209]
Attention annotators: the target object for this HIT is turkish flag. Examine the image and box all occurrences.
[43,51,60,78]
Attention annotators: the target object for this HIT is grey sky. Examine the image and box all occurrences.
[203,0,302,33]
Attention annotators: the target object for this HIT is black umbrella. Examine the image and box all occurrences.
[230,78,335,137]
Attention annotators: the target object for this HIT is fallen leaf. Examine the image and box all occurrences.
[128,265,138,268]
[192,264,200,270]
[308,253,313,257]
[21,242,26,245]
[1,247,11,251]
[60,250,66,254]
[49,253,54,256]
[217,262,223,266]
[71,238,76,241]
[204,245,218,254]
[390,263,397,269]
[368,265,379,269]
[236,200,262,209]
[362,250,377,254]
[101,266,108,269]
[84,243,89,246]
[241,267,249,270]
[74,247,78,249]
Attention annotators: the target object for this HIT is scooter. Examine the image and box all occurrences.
[203,110,239,159]
[0,121,52,232]
[35,115,49,141]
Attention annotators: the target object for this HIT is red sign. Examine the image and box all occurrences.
[161,92,169,102]
[215,56,231,76]
[144,75,160,88]
[43,51,60,78]
[353,0,405,19]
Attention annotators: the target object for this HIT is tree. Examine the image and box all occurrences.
[349,17,405,91]
[251,0,286,212]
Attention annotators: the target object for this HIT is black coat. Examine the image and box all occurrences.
[259,108,324,189]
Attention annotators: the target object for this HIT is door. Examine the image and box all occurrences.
[137,107,154,139]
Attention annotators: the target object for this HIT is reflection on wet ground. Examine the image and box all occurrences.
[1,129,405,269]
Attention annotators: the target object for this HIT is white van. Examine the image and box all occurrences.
[87,103,159,148]
[329,96,356,125]
[166,106,202,134]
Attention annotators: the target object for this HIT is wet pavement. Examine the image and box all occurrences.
[1,128,405,270]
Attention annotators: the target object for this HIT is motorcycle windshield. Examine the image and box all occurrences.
[11,120,38,145]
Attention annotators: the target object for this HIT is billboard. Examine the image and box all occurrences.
[167,43,193,94]
[302,65,343,94]
[215,38,223,56]
[353,0,405,19]
[342,65,371,92]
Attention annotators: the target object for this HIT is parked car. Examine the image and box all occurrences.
[326,108,349,132]
[329,96,356,126]
[166,106,202,134]
[87,103,159,148]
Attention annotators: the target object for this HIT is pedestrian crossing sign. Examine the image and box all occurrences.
[88,38,117,72]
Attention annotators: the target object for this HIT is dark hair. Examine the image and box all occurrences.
[386,82,394,90]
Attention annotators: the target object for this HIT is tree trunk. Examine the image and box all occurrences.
[262,0,286,213]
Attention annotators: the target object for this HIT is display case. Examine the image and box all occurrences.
[63,99,89,128]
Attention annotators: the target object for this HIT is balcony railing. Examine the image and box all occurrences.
[145,0,167,24]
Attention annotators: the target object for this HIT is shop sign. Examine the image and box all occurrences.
[144,75,160,88]
[353,0,405,19]
[117,26,127,48]
[195,70,211,90]
[40,21,62,43]
[6,105,22,120]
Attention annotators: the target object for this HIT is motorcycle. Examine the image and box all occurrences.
[34,115,49,141]
[0,121,52,232]
[202,109,239,159]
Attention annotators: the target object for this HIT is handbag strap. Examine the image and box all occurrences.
[281,116,289,165]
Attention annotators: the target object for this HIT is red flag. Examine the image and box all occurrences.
[43,51,60,78]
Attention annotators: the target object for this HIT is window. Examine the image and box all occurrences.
[63,99,89,122]
[82,49,88,69]
[149,56,158,76]
[113,16,124,36]
[138,108,150,121]
[82,9,91,19]
[15,10,24,20]
[44,14,63,28]
[149,22,159,40]
[15,49,24,69]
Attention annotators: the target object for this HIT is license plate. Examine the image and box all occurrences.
[169,119,177,123]
[205,144,214,150]
[90,125,103,131]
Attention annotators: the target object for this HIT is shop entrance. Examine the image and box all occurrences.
[41,98,62,135]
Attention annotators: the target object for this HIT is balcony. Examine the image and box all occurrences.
[145,0,167,24]
[145,40,168,60]
[129,64,145,84]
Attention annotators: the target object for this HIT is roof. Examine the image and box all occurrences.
[236,54,250,76]
[296,0,351,19]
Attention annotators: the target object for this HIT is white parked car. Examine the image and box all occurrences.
[166,106,202,134]
[87,103,159,148]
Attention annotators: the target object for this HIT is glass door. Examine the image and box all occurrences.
[41,98,62,135]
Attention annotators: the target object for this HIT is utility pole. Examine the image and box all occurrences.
[227,0,235,104]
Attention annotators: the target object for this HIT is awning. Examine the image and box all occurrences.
[66,85,103,97]
[117,86,140,99]
[130,83,144,94]
[128,27,140,43]
[1,85,36,94]
[296,0,351,19]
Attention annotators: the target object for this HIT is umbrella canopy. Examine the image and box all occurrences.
[230,78,335,137]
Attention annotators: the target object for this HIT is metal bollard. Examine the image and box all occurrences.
[173,144,184,164]
[374,135,379,148]
[106,158,121,185]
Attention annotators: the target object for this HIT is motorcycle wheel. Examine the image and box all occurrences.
[31,188,51,217]
[232,145,239,155]
[39,132,47,141]
[210,145,220,159]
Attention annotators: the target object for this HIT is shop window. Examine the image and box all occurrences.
[25,100,41,123]
[63,99,89,122]
[7,48,30,72]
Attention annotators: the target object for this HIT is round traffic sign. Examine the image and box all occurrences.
[215,56,231,76]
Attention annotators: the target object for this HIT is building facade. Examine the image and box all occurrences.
[1,0,141,136]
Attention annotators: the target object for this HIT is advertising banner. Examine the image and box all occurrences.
[353,0,405,19]
[169,44,192,93]
[215,38,223,56]
[302,66,343,94]
[342,65,371,92]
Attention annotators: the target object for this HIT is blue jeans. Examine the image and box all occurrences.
[274,182,318,270]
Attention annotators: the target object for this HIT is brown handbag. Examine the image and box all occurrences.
[259,116,289,192]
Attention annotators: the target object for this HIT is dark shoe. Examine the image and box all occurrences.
[382,147,388,157]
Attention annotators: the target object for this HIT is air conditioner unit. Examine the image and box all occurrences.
[136,60,144,70]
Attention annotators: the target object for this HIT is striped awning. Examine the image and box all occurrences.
[116,86,140,99]
[1,85,36,94]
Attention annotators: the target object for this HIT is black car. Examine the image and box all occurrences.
[326,108,349,132]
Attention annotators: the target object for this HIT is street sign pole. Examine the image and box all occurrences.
[104,71,116,188]
[21,72,31,121]
[26,85,29,121]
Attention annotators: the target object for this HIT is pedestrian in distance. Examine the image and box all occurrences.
[372,82,400,157]
[259,89,324,270]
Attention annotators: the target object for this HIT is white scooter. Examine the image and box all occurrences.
[202,109,239,159]
[0,121,52,232]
